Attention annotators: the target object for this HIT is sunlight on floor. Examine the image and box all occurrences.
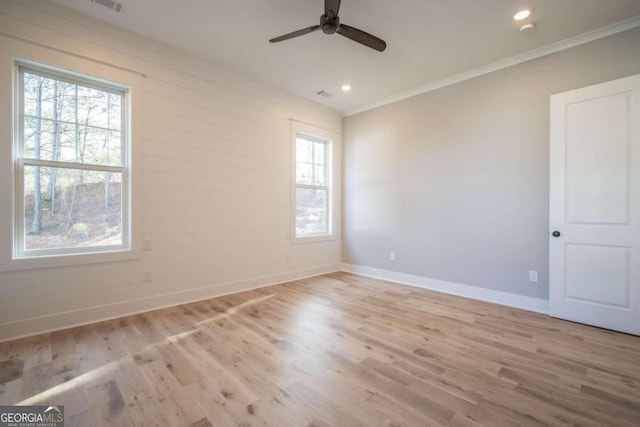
[18,293,276,406]
[195,293,275,327]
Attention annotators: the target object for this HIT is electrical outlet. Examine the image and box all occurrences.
[144,271,152,282]
[529,270,538,283]
[389,252,396,261]
[143,239,152,250]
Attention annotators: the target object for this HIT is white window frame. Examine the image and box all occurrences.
[15,64,130,259]
[291,121,337,242]
[0,40,142,272]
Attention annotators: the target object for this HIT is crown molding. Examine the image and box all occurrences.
[343,15,640,117]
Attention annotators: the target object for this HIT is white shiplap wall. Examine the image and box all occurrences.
[0,0,342,341]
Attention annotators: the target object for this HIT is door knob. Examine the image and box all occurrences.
[552,231,561,237]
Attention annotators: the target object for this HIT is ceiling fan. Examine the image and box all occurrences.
[269,0,387,52]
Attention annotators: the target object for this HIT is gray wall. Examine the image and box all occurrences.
[342,27,640,300]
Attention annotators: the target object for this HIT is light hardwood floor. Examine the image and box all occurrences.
[1,272,639,426]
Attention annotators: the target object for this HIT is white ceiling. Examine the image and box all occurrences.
[51,0,640,114]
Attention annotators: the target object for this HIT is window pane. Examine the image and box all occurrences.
[58,81,78,123]
[314,164,326,186]
[23,165,123,251]
[22,71,123,166]
[23,118,54,160]
[78,86,113,129]
[76,125,122,165]
[58,123,79,162]
[296,187,327,235]
[296,135,328,186]
[296,138,311,164]
[296,161,312,184]
[108,93,122,130]
[23,74,40,118]
[23,74,55,120]
[313,141,326,165]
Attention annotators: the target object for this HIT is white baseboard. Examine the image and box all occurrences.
[340,263,549,314]
[0,264,341,342]
[0,262,549,342]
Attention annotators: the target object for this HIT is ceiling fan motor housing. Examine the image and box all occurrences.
[320,14,340,34]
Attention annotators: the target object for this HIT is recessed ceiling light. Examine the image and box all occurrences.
[514,9,531,20]
[341,84,352,92]
[519,23,536,33]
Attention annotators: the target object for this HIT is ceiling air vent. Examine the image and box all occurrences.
[317,91,332,98]
[91,0,123,13]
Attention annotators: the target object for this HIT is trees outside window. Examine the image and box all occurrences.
[16,65,129,257]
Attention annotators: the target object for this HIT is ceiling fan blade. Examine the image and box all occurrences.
[269,25,321,43]
[325,0,341,17]
[336,24,386,51]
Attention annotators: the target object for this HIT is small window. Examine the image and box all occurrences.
[15,64,130,258]
[295,132,332,237]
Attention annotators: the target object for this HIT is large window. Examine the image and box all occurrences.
[15,64,130,258]
[295,132,332,237]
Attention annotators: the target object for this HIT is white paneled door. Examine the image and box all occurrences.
[550,74,640,335]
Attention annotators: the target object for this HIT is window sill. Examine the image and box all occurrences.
[0,249,142,273]
[292,234,337,245]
